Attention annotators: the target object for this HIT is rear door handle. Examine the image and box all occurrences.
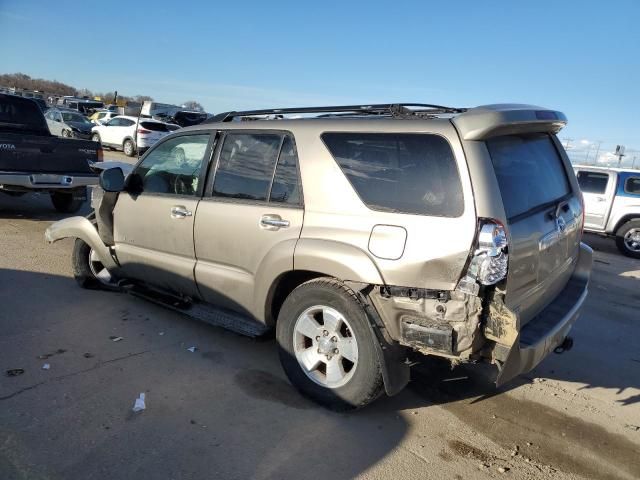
[596,196,606,202]
[171,205,192,219]
[260,214,290,230]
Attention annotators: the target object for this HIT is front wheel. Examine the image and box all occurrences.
[123,139,135,157]
[61,129,72,138]
[91,133,101,143]
[276,278,384,411]
[615,219,640,259]
[51,191,83,213]
[72,238,115,289]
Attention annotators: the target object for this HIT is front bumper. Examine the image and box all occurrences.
[70,131,93,140]
[495,242,593,386]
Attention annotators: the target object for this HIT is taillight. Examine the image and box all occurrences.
[96,146,103,162]
[137,128,151,134]
[456,219,509,296]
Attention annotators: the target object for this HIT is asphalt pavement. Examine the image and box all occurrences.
[1,189,639,480]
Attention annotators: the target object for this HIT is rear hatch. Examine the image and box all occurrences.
[486,133,582,325]
[137,121,170,144]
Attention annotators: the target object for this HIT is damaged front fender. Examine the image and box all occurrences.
[45,216,119,271]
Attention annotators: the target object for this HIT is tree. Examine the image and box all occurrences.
[182,100,204,112]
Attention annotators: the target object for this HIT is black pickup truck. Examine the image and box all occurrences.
[0,93,102,213]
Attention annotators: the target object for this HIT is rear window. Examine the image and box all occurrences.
[322,132,463,217]
[576,171,609,194]
[0,95,48,132]
[486,134,571,219]
[141,121,169,132]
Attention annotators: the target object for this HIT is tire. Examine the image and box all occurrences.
[50,191,83,213]
[91,133,101,143]
[615,219,640,259]
[72,238,114,289]
[276,277,384,411]
[61,129,72,138]
[123,139,135,157]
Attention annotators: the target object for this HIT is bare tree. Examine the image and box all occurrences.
[182,100,204,112]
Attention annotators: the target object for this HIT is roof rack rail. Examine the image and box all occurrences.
[205,103,466,123]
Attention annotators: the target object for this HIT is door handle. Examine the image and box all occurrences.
[171,205,192,219]
[260,215,290,230]
[596,196,606,202]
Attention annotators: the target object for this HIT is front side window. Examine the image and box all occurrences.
[576,171,609,194]
[213,133,283,201]
[322,132,463,217]
[131,134,210,196]
[625,177,640,195]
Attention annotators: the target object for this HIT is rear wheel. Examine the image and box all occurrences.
[276,278,384,410]
[50,191,83,213]
[615,219,640,259]
[123,139,135,157]
[72,238,115,289]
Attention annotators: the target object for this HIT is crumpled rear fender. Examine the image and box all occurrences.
[45,216,118,271]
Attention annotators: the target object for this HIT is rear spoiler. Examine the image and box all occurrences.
[452,104,567,141]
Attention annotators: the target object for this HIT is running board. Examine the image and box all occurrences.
[124,284,271,338]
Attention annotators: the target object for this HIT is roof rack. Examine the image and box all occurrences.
[205,103,466,123]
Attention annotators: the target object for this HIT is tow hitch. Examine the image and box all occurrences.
[553,336,574,354]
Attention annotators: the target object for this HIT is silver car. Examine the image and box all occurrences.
[46,103,592,410]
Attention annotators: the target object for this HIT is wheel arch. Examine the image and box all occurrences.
[613,213,640,235]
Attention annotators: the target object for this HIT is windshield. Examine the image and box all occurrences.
[62,112,90,124]
[486,133,571,220]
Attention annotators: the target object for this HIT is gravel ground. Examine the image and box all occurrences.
[0,189,638,480]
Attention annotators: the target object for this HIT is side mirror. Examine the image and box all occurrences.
[99,167,125,192]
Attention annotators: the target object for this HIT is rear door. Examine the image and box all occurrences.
[194,131,303,319]
[486,134,582,325]
[575,169,616,230]
[137,121,170,147]
[113,133,212,296]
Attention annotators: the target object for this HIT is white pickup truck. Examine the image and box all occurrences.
[574,165,640,258]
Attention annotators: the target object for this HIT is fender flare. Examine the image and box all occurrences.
[45,216,118,271]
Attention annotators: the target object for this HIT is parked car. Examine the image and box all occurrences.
[574,165,640,258]
[90,116,172,156]
[45,107,94,139]
[88,110,120,125]
[46,103,592,410]
[0,93,102,212]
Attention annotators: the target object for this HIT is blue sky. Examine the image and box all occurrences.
[1,0,639,165]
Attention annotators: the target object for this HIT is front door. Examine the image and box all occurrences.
[113,132,213,297]
[194,132,304,319]
[575,169,615,230]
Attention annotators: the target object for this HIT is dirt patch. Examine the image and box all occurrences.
[448,439,495,464]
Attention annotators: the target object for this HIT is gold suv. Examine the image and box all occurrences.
[46,103,592,410]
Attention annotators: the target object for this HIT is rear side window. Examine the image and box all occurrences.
[0,95,48,132]
[270,136,300,205]
[213,133,282,201]
[576,171,609,194]
[141,121,169,132]
[486,134,571,219]
[625,177,640,195]
[322,132,463,217]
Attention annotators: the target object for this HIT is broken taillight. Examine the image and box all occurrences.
[456,219,509,296]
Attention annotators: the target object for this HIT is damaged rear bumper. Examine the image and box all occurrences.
[494,242,592,385]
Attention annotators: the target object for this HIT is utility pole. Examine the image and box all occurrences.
[563,137,574,150]
[615,145,626,168]
[584,144,593,163]
[592,141,602,165]
[632,156,638,170]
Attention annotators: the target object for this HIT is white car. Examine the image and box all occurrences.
[91,116,171,157]
[91,110,120,125]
